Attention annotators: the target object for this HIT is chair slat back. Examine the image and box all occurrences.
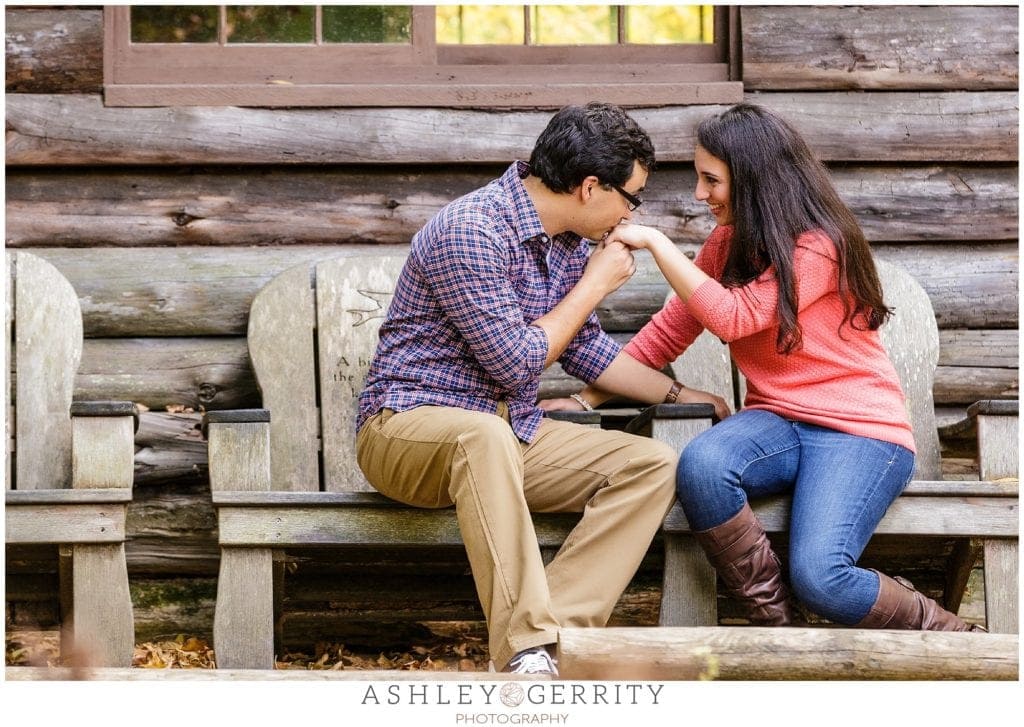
[9,252,83,490]
[316,255,406,492]
[248,263,320,491]
[875,259,942,479]
[665,316,738,409]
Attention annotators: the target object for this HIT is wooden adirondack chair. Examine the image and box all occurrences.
[5,251,138,668]
[636,258,1018,633]
[204,254,597,669]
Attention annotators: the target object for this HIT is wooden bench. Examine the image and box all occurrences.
[5,251,139,668]
[629,259,1018,634]
[205,253,1017,672]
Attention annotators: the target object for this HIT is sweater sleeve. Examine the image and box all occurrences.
[686,232,839,342]
[623,226,731,369]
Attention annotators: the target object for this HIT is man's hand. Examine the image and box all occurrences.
[581,239,636,297]
[537,397,584,413]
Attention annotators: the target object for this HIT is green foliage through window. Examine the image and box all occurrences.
[130,5,714,45]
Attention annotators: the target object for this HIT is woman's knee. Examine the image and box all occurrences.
[788,555,864,623]
[675,432,733,498]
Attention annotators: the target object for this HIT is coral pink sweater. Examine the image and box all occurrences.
[624,226,915,452]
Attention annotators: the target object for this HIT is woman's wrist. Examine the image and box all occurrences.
[569,392,594,411]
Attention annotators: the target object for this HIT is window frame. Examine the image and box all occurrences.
[104,5,742,108]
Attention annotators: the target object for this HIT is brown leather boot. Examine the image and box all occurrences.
[856,570,985,631]
[693,502,792,626]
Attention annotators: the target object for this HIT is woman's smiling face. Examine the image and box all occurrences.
[694,144,733,226]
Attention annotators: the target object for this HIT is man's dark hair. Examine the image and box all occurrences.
[528,102,656,193]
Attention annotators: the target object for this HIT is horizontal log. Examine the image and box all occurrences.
[25,243,1018,338]
[743,6,1019,91]
[933,366,1018,406]
[873,243,1018,329]
[557,627,1019,680]
[5,92,1018,165]
[78,338,256,411]
[4,8,103,94]
[939,329,1018,369]
[5,165,1017,247]
[70,329,1016,415]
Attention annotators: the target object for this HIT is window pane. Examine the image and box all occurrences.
[531,5,616,45]
[226,6,314,43]
[323,6,412,43]
[437,5,524,45]
[131,6,218,43]
[626,5,714,44]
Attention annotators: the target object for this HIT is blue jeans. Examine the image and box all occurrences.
[676,409,915,624]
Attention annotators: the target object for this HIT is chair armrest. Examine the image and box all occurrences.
[71,400,140,433]
[624,403,717,434]
[545,410,601,426]
[202,408,271,438]
[204,409,272,493]
[967,400,1019,418]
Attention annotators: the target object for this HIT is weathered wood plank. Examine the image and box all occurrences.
[207,422,271,494]
[217,507,582,547]
[25,243,1019,337]
[6,93,1018,165]
[247,264,320,492]
[5,504,128,543]
[214,548,275,669]
[69,543,135,667]
[71,416,134,490]
[558,627,1019,680]
[743,6,1019,91]
[662,496,1018,537]
[4,8,103,94]
[12,252,82,490]
[984,540,1019,634]
[5,165,1017,247]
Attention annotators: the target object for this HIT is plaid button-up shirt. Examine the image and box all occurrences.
[356,161,621,443]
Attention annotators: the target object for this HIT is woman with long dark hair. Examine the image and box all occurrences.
[560,103,980,631]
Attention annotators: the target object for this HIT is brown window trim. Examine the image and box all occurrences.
[104,6,743,108]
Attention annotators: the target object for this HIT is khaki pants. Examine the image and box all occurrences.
[356,405,677,670]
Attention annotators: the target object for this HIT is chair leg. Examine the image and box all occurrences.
[214,547,275,668]
[71,543,135,667]
[983,539,1019,634]
[659,534,717,626]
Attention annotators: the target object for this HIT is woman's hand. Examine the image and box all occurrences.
[677,386,732,421]
[605,223,669,252]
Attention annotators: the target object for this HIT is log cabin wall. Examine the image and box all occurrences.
[5,5,1019,642]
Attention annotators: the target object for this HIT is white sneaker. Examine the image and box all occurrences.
[505,646,559,676]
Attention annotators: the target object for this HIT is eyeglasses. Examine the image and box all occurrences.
[605,182,643,212]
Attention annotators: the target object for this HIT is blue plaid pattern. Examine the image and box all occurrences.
[357,162,621,442]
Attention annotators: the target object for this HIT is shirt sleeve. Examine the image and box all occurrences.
[686,232,839,342]
[419,222,548,390]
[559,317,622,383]
[622,226,730,370]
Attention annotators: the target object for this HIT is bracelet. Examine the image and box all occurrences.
[664,380,685,404]
[569,393,594,411]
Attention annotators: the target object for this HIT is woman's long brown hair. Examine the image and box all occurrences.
[697,103,891,354]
